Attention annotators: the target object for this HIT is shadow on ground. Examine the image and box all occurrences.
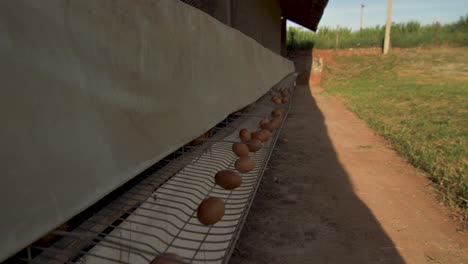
[230,51,405,264]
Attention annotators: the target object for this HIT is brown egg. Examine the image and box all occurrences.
[272,116,283,121]
[272,108,286,118]
[262,121,276,132]
[259,118,270,127]
[251,131,262,141]
[281,90,289,97]
[269,118,282,129]
[261,117,281,131]
[259,129,273,141]
[246,138,263,152]
[232,142,249,157]
[215,170,242,190]
[239,128,251,142]
[235,157,256,173]
[151,253,183,264]
[252,129,272,142]
[282,97,289,104]
[197,197,225,225]
[273,97,282,104]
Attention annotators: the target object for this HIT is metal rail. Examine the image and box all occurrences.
[8,73,298,264]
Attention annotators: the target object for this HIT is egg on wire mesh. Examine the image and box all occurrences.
[270,117,282,129]
[239,128,251,142]
[215,170,242,190]
[246,138,262,152]
[235,156,256,173]
[232,142,249,157]
[252,129,272,142]
[259,118,270,127]
[271,96,282,104]
[261,121,276,132]
[197,197,225,225]
[272,108,285,118]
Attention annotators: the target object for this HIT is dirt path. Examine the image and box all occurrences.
[230,85,468,264]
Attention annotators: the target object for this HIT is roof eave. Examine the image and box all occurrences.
[280,0,329,32]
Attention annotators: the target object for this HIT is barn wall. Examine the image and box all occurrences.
[181,0,283,54]
[181,0,231,25]
[0,0,293,260]
[231,0,282,54]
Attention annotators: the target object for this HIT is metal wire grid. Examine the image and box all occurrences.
[13,73,298,264]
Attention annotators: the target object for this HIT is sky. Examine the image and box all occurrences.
[288,0,468,31]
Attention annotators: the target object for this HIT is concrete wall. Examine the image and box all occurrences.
[231,0,282,54]
[0,0,293,260]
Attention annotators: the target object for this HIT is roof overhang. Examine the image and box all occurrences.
[280,0,329,31]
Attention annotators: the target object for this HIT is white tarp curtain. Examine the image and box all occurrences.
[0,0,293,260]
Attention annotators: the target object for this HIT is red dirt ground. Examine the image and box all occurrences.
[229,53,468,263]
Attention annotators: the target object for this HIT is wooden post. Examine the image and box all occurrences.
[383,0,393,55]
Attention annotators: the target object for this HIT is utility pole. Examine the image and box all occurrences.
[335,25,340,50]
[383,0,393,55]
[360,4,365,31]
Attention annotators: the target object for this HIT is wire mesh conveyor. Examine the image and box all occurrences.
[11,73,298,264]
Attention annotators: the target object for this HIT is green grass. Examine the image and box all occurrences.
[322,48,468,217]
[287,16,468,50]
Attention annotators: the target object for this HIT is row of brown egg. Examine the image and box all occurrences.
[271,87,290,105]
[196,105,287,226]
[151,95,289,263]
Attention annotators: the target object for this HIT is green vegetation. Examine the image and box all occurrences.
[322,48,468,216]
[287,16,468,50]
